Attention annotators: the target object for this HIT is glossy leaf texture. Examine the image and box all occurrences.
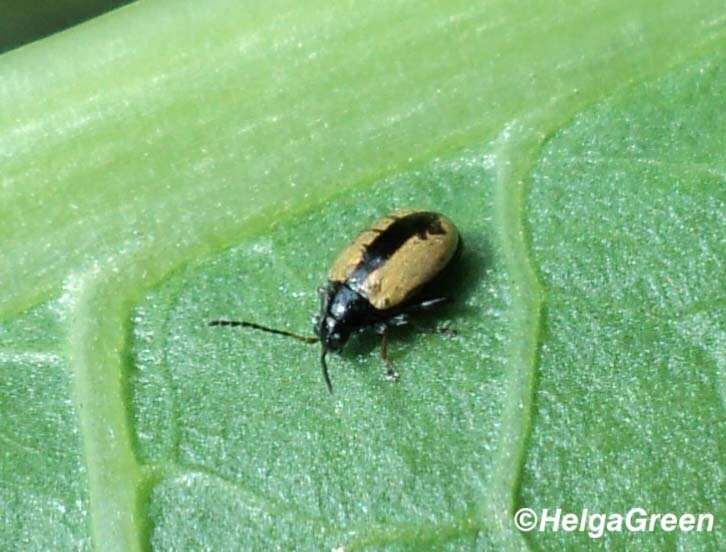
[0,1,723,550]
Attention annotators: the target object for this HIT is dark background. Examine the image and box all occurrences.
[1,0,135,54]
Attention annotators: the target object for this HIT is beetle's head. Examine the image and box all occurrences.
[313,283,351,352]
[315,315,350,351]
[313,283,356,393]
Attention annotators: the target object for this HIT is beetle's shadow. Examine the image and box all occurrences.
[343,231,493,361]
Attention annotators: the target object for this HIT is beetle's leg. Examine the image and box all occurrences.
[411,320,457,337]
[375,324,400,382]
[403,296,451,313]
[386,313,410,327]
[402,297,457,336]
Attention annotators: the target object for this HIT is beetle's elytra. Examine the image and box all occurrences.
[210,209,462,393]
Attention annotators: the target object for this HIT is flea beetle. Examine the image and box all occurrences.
[210,210,461,392]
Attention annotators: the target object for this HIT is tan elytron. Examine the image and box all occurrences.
[328,210,414,282]
[328,210,459,310]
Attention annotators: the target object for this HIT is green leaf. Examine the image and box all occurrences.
[519,59,725,550]
[0,1,723,550]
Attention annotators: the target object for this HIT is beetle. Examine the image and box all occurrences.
[210,209,461,393]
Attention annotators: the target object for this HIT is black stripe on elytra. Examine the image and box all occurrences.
[350,212,445,281]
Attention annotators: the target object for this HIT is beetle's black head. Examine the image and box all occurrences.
[313,281,374,393]
[313,283,353,352]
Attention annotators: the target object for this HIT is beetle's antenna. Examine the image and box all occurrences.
[209,320,317,344]
[320,347,333,394]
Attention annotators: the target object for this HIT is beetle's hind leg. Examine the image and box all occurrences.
[401,297,458,336]
[405,296,452,312]
[412,319,457,337]
[375,323,400,382]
